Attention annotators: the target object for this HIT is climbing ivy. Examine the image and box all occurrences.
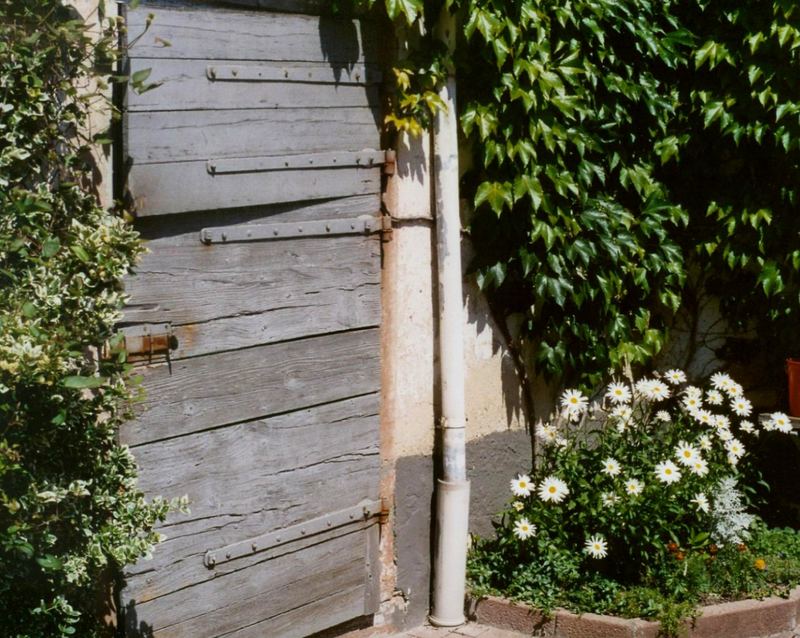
[665,1,800,373]
[458,1,689,387]
[366,0,800,389]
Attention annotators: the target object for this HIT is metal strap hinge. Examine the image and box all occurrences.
[200,215,382,244]
[204,499,382,569]
[207,149,386,176]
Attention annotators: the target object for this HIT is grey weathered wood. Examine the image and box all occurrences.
[127,6,377,63]
[133,393,379,528]
[132,194,380,246]
[122,328,380,446]
[126,60,379,112]
[128,162,381,216]
[123,234,380,356]
[125,529,367,637]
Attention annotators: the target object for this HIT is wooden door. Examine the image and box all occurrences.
[118,2,385,636]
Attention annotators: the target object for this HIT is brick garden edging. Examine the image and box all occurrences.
[471,588,800,637]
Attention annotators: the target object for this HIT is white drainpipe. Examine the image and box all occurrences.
[428,7,470,629]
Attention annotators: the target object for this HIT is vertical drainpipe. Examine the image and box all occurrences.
[429,6,470,629]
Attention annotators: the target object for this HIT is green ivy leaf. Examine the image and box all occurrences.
[475,181,513,216]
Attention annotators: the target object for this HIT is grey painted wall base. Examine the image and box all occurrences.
[394,428,533,627]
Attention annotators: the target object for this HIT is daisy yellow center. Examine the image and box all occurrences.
[569,398,578,404]
[665,468,672,475]
[593,543,601,550]
[518,481,527,488]
[548,486,556,493]
[683,451,691,458]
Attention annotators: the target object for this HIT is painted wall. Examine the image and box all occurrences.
[380,132,532,628]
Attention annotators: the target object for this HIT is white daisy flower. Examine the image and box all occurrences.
[717,428,733,442]
[602,458,622,476]
[612,405,633,420]
[601,492,618,507]
[725,438,745,458]
[655,460,682,484]
[538,476,569,503]
[605,382,632,405]
[698,435,713,450]
[710,372,733,391]
[635,378,655,395]
[513,517,536,540]
[584,534,608,559]
[555,436,569,448]
[664,369,687,385]
[694,409,714,426]
[510,474,533,497]
[769,412,793,434]
[655,410,671,422]
[682,395,703,412]
[675,441,700,466]
[684,386,704,400]
[740,420,756,434]
[512,501,525,511]
[560,389,588,416]
[624,478,643,495]
[731,397,752,417]
[535,422,560,444]
[727,381,744,397]
[727,453,740,466]
[641,380,671,401]
[706,389,724,406]
[691,493,710,513]
[690,457,709,476]
[715,414,731,430]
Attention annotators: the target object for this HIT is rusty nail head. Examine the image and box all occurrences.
[251,543,258,551]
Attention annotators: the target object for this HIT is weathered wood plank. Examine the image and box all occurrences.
[131,194,380,245]
[125,470,379,603]
[127,6,377,63]
[222,581,367,638]
[123,234,381,357]
[124,234,380,335]
[134,393,379,526]
[126,60,379,113]
[121,328,380,445]
[128,162,381,216]
[124,529,367,637]
[126,108,379,165]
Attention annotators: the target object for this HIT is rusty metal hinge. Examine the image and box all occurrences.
[383,149,396,176]
[380,213,393,242]
[118,323,176,364]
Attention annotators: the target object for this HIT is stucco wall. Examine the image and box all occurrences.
[381,131,532,628]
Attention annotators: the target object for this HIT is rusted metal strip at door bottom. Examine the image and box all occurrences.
[204,498,382,569]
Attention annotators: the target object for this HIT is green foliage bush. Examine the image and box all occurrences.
[467,370,800,634]
[0,2,178,635]
[366,0,800,387]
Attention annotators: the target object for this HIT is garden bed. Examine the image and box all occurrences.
[471,588,800,638]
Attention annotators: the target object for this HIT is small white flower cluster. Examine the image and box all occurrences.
[506,368,770,559]
[763,411,793,434]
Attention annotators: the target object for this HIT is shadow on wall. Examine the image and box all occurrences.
[122,598,154,638]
